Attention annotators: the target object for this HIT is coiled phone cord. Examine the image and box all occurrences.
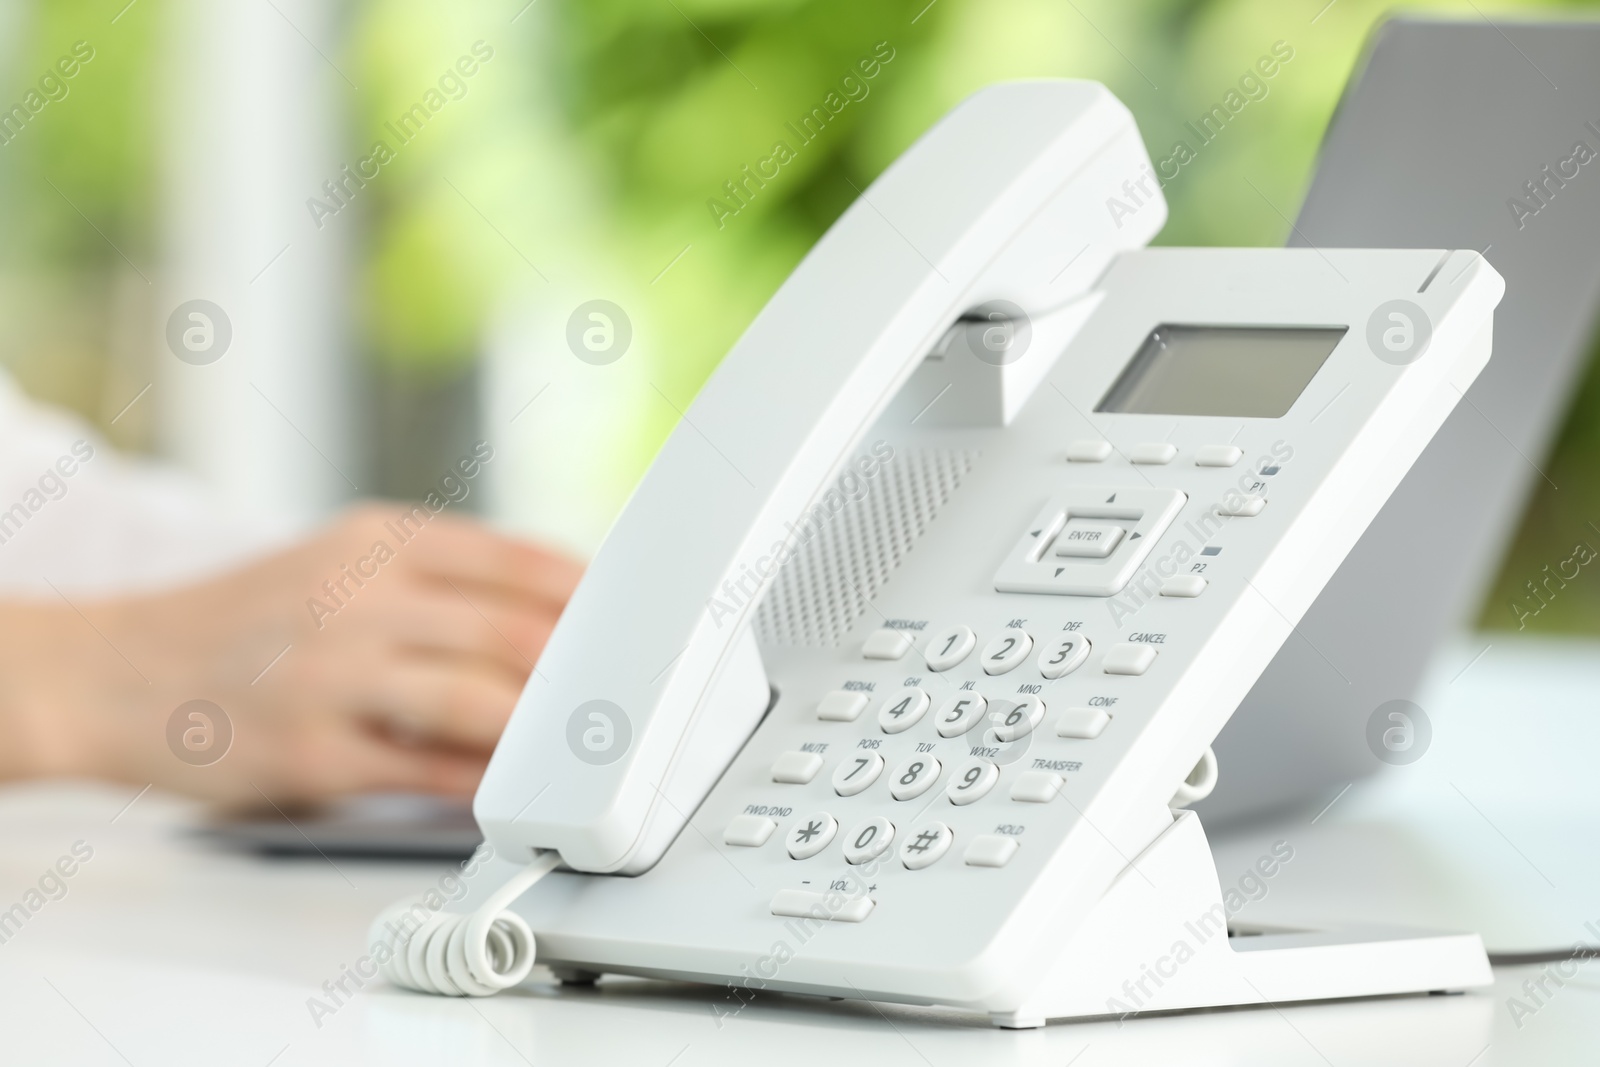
[370,851,560,996]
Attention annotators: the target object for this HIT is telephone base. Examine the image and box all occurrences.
[995,809,1492,1026]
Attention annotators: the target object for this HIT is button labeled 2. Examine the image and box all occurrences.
[981,631,1033,675]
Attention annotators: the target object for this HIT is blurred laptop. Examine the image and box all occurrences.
[1202,15,1600,821]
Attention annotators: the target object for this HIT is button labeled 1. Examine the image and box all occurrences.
[921,625,975,671]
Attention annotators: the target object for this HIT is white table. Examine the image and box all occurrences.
[2,636,1597,1065]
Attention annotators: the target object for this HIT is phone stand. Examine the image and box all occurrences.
[989,810,1491,1028]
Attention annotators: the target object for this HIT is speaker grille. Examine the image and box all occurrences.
[754,448,978,648]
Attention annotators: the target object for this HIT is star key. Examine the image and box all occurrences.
[786,812,838,860]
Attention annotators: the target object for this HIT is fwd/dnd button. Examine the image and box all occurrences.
[770,888,874,923]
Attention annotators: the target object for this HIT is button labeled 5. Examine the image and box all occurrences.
[934,694,987,737]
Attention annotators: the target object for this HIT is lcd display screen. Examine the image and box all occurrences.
[1095,324,1347,418]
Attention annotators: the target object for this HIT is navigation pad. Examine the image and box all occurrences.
[993,487,1186,596]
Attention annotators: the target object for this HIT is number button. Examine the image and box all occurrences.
[842,817,895,865]
[899,821,954,869]
[981,631,1033,675]
[1038,635,1090,679]
[786,812,838,859]
[988,696,1044,742]
[832,753,885,797]
[921,625,976,671]
[934,694,987,738]
[945,758,999,805]
[888,756,942,800]
[876,688,931,734]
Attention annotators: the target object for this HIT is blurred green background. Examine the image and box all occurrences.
[0,0,1597,632]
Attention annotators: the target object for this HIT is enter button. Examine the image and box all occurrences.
[1053,520,1124,559]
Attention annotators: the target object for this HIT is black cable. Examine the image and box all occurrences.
[1488,947,1600,966]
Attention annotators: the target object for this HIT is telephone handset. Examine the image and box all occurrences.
[380,80,1505,1024]
[474,80,1161,874]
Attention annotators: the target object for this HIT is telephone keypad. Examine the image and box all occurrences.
[887,755,942,800]
[876,688,931,734]
[832,753,885,796]
[842,817,896,865]
[921,625,975,671]
[980,630,1033,674]
[785,813,838,859]
[900,821,954,869]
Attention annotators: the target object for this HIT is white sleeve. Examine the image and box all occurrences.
[0,372,305,597]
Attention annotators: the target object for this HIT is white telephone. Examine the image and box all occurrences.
[376,80,1504,1026]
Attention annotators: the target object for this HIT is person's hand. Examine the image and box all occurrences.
[0,504,582,804]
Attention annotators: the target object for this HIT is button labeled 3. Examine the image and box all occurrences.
[1037,635,1090,678]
